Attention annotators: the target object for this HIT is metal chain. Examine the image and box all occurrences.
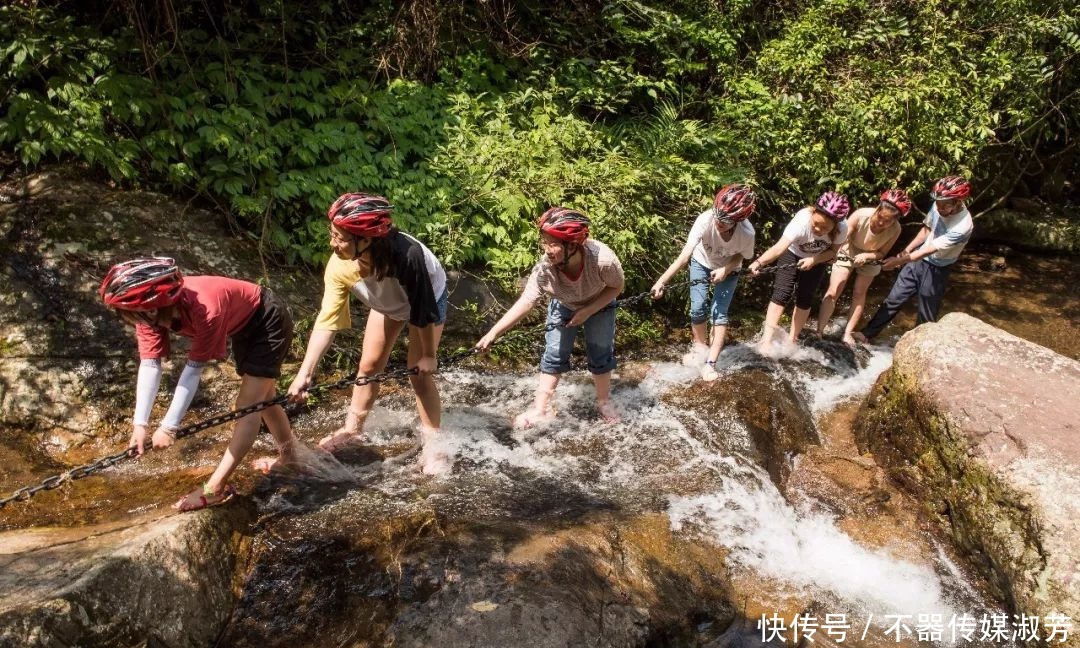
[0,366,424,510]
[0,258,815,510]
[543,260,801,331]
[835,253,882,266]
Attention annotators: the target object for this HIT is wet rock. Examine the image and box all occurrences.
[388,516,734,648]
[854,313,1080,634]
[0,167,314,463]
[221,511,736,648]
[0,501,255,647]
[703,619,787,648]
[677,368,819,489]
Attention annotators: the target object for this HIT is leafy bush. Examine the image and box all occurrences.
[1,0,1077,295]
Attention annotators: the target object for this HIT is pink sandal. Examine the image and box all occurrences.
[173,483,236,512]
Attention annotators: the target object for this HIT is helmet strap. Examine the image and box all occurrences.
[557,242,570,267]
[352,238,372,261]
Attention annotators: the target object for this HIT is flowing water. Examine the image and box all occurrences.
[209,339,1009,646]
[4,245,1075,646]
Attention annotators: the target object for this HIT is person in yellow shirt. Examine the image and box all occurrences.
[287,193,451,475]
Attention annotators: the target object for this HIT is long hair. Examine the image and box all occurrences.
[812,207,843,244]
[367,227,400,281]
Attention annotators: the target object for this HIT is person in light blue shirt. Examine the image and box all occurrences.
[855,175,973,342]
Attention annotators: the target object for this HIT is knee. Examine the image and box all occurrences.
[409,373,435,393]
[688,300,708,323]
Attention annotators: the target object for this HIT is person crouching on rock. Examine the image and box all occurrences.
[650,184,757,382]
[475,207,625,428]
[101,257,300,511]
[815,188,907,346]
[748,191,851,353]
[286,193,451,475]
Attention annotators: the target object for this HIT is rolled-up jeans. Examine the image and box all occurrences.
[688,258,740,326]
[539,299,617,375]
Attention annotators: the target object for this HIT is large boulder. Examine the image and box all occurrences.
[0,502,255,647]
[854,312,1079,640]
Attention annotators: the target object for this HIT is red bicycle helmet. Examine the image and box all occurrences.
[538,207,590,245]
[930,175,971,201]
[815,191,851,221]
[713,184,756,223]
[327,193,394,238]
[100,257,184,311]
[879,188,912,216]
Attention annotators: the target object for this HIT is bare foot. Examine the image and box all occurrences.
[512,405,557,429]
[597,400,621,425]
[420,445,453,476]
[418,428,453,476]
[251,456,279,475]
[318,427,365,451]
[172,484,236,512]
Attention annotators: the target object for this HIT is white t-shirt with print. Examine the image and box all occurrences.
[782,207,849,258]
[687,209,756,269]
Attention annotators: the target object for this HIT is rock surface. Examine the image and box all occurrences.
[0,168,311,456]
[855,312,1080,641]
[0,502,255,647]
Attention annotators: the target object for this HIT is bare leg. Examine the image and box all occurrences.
[593,371,620,423]
[321,311,404,449]
[757,302,786,352]
[690,321,708,346]
[593,371,611,402]
[514,373,560,428]
[843,272,875,345]
[817,267,850,336]
[175,376,287,509]
[707,324,727,362]
[251,379,306,473]
[789,306,811,344]
[533,373,560,411]
[407,321,444,430]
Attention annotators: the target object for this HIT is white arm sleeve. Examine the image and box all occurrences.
[133,359,162,426]
[160,361,206,429]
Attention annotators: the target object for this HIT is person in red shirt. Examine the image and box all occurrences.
[101,257,300,511]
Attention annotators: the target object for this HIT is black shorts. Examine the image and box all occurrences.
[232,289,294,378]
[769,250,829,310]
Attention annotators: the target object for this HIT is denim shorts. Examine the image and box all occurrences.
[539,299,617,375]
[688,258,740,326]
[434,288,449,325]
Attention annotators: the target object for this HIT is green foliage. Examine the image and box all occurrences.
[432,89,742,289]
[1,0,1077,302]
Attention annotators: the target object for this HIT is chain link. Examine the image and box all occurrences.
[0,258,815,510]
[835,253,882,266]
[543,261,801,331]
[0,365,427,510]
